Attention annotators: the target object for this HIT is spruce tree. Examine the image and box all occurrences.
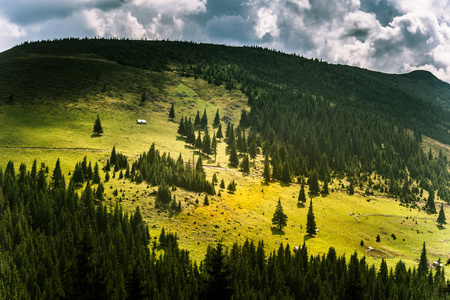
[249,141,257,161]
[203,241,232,300]
[229,143,239,167]
[217,123,224,139]
[240,155,250,174]
[177,117,185,135]
[281,161,291,182]
[195,131,203,151]
[213,109,221,127]
[194,110,201,127]
[437,204,446,226]
[201,109,208,128]
[321,179,329,195]
[426,189,436,214]
[263,155,271,183]
[110,146,117,165]
[169,103,175,119]
[272,198,288,231]
[93,114,104,136]
[211,133,217,162]
[308,170,320,195]
[298,183,306,204]
[349,181,355,195]
[418,242,428,276]
[306,199,316,236]
[141,91,146,103]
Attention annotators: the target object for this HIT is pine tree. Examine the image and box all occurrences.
[321,179,329,195]
[308,170,320,195]
[349,181,355,195]
[93,114,104,136]
[141,91,146,103]
[110,146,117,165]
[201,109,208,128]
[220,179,225,189]
[169,103,175,119]
[202,129,211,155]
[229,143,239,167]
[204,194,209,206]
[203,241,233,300]
[249,141,257,161]
[92,163,100,184]
[194,110,201,127]
[437,204,446,226]
[298,183,306,204]
[263,155,271,183]
[272,198,288,231]
[426,189,436,214]
[217,123,224,139]
[211,133,217,162]
[52,158,63,188]
[177,117,185,135]
[281,161,291,182]
[195,131,203,151]
[213,109,221,127]
[418,242,428,276]
[306,199,316,236]
[240,155,250,174]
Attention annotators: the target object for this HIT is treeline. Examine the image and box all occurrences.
[0,158,448,298]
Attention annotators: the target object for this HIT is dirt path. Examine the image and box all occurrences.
[0,146,104,152]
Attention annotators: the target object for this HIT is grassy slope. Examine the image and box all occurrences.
[0,49,449,271]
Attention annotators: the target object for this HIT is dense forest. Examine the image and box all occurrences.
[0,159,448,299]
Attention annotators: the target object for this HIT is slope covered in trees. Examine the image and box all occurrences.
[0,159,447,298]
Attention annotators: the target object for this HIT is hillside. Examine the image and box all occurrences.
[0,39,450,298]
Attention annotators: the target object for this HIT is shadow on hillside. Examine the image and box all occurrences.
[271,227,286,235]
[90,134,102,138]
[303,234,315,241]
[437,225,446,230]
[297,203,305,208]
[280,182,290,187]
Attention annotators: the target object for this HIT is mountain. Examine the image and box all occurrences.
[0,38,449,298]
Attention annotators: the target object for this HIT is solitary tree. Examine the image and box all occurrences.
[306,199,316,236]
[272,198,288,231]
[169,103,175,119]
[93,114,104,136]
[437,204,447,226]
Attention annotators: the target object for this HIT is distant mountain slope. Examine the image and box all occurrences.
[2,39,449,146]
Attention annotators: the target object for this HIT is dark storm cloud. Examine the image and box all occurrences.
[205,15,253,44]
[360,0,400,26]
[0,0,125,26]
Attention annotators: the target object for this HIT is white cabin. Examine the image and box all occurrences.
[136,119,147,125]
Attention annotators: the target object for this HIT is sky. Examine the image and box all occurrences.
[1,0,450,82]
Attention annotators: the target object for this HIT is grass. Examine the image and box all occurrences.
[1,50,449,272]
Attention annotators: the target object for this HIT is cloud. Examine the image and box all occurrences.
[0,0,450,83]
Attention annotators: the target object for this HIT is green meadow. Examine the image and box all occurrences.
[1,51,449,272]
